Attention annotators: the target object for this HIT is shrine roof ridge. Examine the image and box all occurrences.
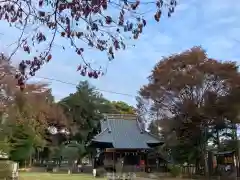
[89,116,164,149]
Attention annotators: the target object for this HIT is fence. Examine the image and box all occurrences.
[181,165,196,176]
[146,163,197,178]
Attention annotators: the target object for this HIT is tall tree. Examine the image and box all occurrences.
[0,55,20,154]
[138,47,240,174]
[59,81,103,143]
[6,83,49,164]
[59,81,135,144]
[0,55,18,115]
[2,82,68,164]
[0,54,69,163]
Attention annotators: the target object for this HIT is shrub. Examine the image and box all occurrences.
[96,167,106,177]
[167,164,181,177]
[0,160,14,179]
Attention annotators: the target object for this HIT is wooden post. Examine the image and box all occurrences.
[92,151,96,178]
[233,123,239,177]
[113,151,115,173]
[237,140,240,177]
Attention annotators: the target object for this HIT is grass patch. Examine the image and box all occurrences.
[19,172,105,180]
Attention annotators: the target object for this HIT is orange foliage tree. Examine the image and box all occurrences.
[138,47,240,170]
[0,54,19,114]
[0,54,68,129]
[9,83,68,128]
[0,55,69,154]
[0,55,70,163]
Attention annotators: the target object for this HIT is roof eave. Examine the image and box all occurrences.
[87,141,114,148]
[147,142,164,148]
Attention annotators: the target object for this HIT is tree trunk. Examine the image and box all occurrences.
[216,130,220,149]
[203,126,209,178]
[233,123,239,177]
[29,154,32,167]
[204,152,209,178]
[195,158,201,174]
[68,162,73,174]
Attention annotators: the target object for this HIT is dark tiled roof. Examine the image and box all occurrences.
[91,118,163,149]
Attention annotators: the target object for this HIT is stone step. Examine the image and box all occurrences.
[106,172,137,180]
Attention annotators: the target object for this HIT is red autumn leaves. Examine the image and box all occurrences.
[0,0,177,89]
[77,65,103,79]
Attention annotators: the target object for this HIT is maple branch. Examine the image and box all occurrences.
[0,0,177,88]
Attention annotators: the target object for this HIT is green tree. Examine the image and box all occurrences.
[110,101,135,114]
[6,84,49,164]
[59,81,136,145]
[58,80,137,162]
[0,55,69,163]
[9,122,45,164]
[60,141,86,172]
[3,82,68,164]
[59,81,104,143]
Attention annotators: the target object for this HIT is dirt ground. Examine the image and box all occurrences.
[135,177,238,180]
[136,178,192,180]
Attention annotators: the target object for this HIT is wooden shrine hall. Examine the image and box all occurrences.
[88,114,164,173]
